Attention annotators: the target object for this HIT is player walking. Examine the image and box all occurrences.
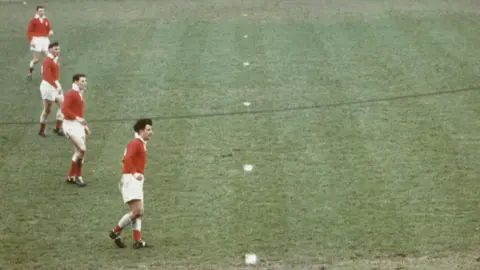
[39,42,64,137]
[109,119,154,249]
[62,73,90,187]
[26,5,54,80]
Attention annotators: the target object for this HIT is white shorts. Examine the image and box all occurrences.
[63,120,86,139]
[30,36,50,53]
[119,174,144,203]
[40,80,60,101]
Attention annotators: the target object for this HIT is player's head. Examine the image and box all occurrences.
[134,119,153,141]
[48,41,60,57]
[36,5,45,17]
[72,73,87,91]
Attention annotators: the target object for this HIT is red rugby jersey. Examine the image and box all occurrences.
[62,87,84,121]
[26,15,51,41]
[122,137,147,175]
[42,55,59,87]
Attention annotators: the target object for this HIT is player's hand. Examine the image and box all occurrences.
[84,125,91,136]
[76,117,87,125]
[49,30,54,36]
[133,173,144,181]
[30,42,35,48]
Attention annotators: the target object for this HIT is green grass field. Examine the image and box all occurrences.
[1,0,480,269]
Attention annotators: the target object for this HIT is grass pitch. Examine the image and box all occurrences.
[0,0,480,269]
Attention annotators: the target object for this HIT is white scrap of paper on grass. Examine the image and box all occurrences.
[243,164,254,172]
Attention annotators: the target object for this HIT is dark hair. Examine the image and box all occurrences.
[48,41,59,49]
[133,119,153,133]
[72,73,86,83]
[36,5,44,11]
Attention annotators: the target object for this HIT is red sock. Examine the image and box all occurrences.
[68,161,76,177]
[76,158,83,176]
[133,230,141,241]
[29,67,33,73]
[40,123,46,132]
[56,120,62,129]
[113,225,122,233]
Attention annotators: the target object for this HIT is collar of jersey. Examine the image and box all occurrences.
[34,14,46,19]
[47,53,58,62]
[135,133,147,148]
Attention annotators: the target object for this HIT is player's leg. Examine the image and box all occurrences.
[130,199,152,248]
[53,95,64,135]
[28,51,41,80]
[39,99,52,136]
[66,147,77,184]
[110,176,151,248]
[65,143,83,184]
[67,133,86,186]
[28,37,45,80]
[109,200,141,248]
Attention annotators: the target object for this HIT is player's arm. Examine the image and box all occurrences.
[62,93,83,122]
[122,142,139,175]
[61,92,75,119]
[42,60,61,90]
[47,20,53,36]
[26,19,35,43]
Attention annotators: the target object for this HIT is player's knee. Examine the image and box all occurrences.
[44,107,51,115]
[76,149,85,158]
[132,209,143,219]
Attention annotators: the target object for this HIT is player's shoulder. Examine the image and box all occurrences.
[64,89,77,97]
[127,138,143,147]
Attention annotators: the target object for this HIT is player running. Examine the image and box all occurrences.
[62,73,90,187]
[109,119,154,249]
[39,42,64,137]
[26,5,54,80]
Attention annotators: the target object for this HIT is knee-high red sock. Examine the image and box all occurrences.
[68,161,77,177]
[75,158,83,177]
[132,219,142,241]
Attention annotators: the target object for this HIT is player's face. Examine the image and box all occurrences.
[77,77,87,91]
[50,46,60,57]
[37,8,45,17]
[140,125,153,141]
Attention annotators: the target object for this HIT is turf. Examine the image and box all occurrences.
[0,0,480,269]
